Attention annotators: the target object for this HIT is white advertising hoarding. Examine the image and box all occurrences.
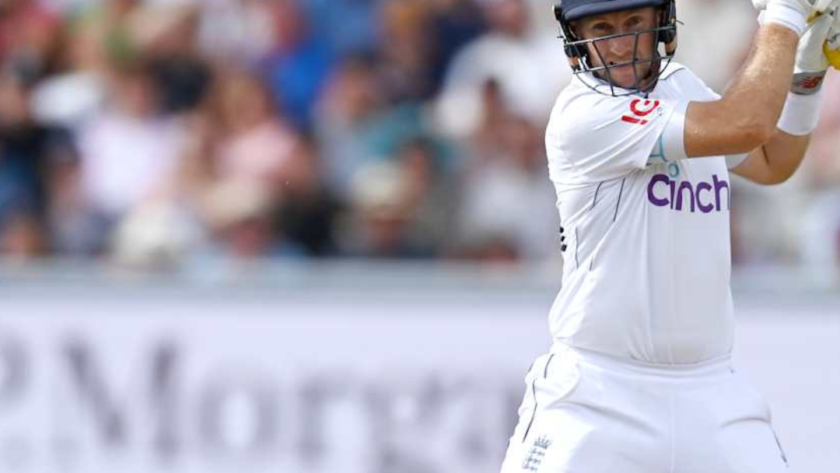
[0,280,837,473]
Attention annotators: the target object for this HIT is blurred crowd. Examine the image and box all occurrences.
[0,0,838,274]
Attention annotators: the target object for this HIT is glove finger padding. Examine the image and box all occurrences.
[825,9,840,68]
[806,0,838,12]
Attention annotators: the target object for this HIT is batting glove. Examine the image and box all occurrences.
[776,5,837,134]
[792,8,837,94]
[755,0,838,35]
[753,0,836,14]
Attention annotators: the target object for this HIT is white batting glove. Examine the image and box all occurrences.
[754,0,836,13]
[792,8,837,93]
[755,0,839,35]
[776,5,836,134]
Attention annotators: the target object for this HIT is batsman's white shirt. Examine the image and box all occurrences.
[546,62,734,365]
[499,64,788,473]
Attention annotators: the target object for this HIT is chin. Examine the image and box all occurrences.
[608,65,655,90]
[606,73,637,89]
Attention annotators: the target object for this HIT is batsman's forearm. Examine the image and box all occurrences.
[732,130,810,185]
[762,131,811,182]
[721,24,800,139]
[684,23,801,157]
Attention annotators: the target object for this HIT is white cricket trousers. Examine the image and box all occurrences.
[500,344,789,473]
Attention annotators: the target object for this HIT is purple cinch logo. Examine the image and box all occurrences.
[647,174,730,213]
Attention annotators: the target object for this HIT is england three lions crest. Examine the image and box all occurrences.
[522,436,552,471]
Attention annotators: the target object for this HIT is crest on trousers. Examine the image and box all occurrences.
[522,436,552,471]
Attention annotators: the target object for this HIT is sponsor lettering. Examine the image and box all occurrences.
[797,75,825,91]
[0,332,516,472]
[647,173,729,213]
[621,99,661,126]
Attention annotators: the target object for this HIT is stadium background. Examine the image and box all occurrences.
[0,0,837,472]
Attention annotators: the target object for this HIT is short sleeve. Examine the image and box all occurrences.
[547,93,690,184]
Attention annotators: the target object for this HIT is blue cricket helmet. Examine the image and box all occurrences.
[560,0,671,22]
[553,0,678,96]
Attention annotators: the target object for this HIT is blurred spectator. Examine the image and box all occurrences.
[0,64,76,258]
[175,70,327,261]
[265,0,333,130]
[456,112,558,262]
[339,160,436,259]
[275,133,341,257]
[377,0,436,104]
[70,0,138,64]
[31,0,139,128]
[306,0,379,58]
[214,70,307,191]
[71,58,187,253]
[396,137,457,250]
[336,135,456,259]
[211,70,321,256]
[30,13,108,127]
[110,198,204,269]
[202,179,303,260]
[0,0,62,70]
[315,54,384,199]
[129,1,212,114]
[434,0,570,138]
[470,78,509,161]
[316,54,443,217]
[198,0,282,67]
[446,73,558,262]
[426,0,487,96]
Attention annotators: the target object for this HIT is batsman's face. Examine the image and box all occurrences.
[575,7,659,89]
